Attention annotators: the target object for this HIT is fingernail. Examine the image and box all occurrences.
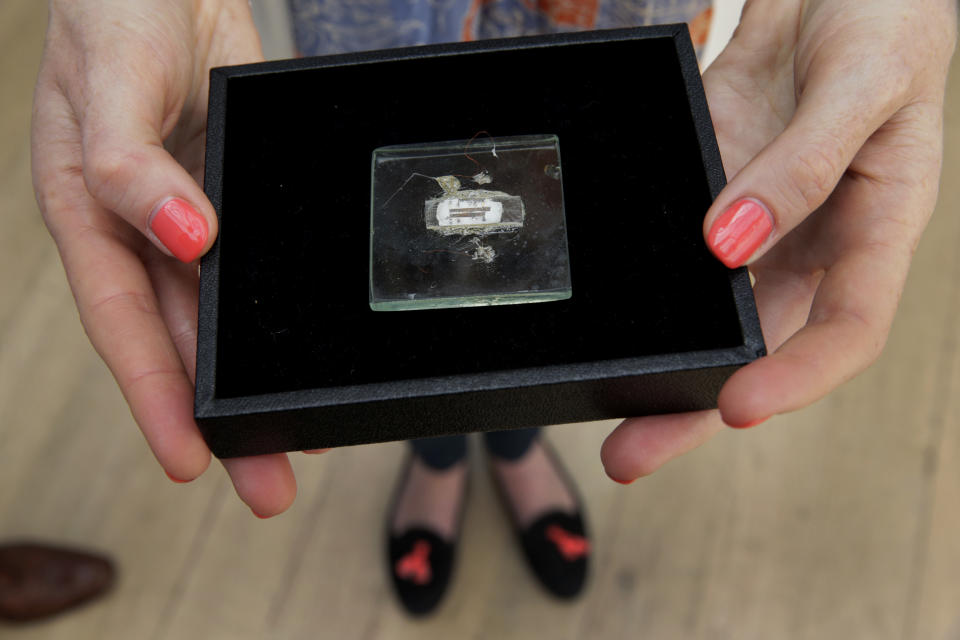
[149,198,208,262]
[251,508,271,519]
[707,198,773,268]
[729,416,770,429]
[165,470,189,484]
[611,476,636,485]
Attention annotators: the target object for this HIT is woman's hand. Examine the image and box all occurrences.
[32,0,298,517]
[601,0,957,482]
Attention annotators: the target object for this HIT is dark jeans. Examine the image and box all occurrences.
[410,428,540,470]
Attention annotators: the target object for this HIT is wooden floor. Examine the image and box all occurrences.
[2,2,959,638]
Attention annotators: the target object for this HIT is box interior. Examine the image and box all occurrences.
[212,34,745,400]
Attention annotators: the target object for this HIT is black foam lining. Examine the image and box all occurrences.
[212,35,742,399]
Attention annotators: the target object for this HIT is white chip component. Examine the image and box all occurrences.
[436,198,503,228]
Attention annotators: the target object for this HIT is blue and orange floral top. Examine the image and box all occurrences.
[288,0,714,57]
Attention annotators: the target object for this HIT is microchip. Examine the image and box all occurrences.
[425,191,524,236]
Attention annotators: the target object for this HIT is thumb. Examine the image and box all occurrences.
[79,88,218,263]
[703,60,905,268]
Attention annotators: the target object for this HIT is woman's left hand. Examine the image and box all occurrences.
[602,0,957,482]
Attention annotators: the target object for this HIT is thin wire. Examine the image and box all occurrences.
[463,130,497,170]
[381,172,436,208]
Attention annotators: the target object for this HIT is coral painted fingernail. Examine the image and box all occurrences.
[612,476,636,485]
[707,198,773,268]
[149,198,208,262]
[251,509,271,519]
[729,416,770,429]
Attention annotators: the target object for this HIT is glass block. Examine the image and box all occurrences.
[370,134,571,311]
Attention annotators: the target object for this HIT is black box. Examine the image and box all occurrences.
[195,25,765,458]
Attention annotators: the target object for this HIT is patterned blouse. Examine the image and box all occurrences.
[288,0,714,58]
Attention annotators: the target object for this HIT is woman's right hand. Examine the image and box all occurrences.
[32,0,299,517]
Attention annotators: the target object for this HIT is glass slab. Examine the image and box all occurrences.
[370,133,571,311]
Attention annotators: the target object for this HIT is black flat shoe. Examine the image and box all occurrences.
[489,441,590,599]
[388,528,455,616]
[518,510,589,599]
[386,455,468,617]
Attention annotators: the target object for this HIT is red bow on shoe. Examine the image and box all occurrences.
[546,525,590,561]
[395,540,432,585]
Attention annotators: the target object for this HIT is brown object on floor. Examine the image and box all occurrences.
[0,543,115,623]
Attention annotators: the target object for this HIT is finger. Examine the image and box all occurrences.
[702,47,910,268]
[66,229,212,481]
[55,48,218,263]
[79,113,217,263]
[34,89,212,482]
[718,241,909,427]
[143,252,200,381]
[600,264,827,480]
[222,454,297,518]
[600,410,725,484]
[65,227,212,480]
